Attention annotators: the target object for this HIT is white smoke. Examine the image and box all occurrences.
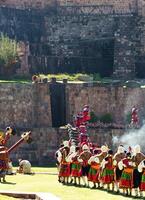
[112,124,145,150]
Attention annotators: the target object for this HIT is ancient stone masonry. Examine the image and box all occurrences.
[113,16,136,79]
[1,0,145,78]
[1,82,145,164]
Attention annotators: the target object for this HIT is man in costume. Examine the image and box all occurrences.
[78,144,92,187]
[113,145,126,193]
[132,144,145,197]
[18,159,32,174]
[130,106,139,128]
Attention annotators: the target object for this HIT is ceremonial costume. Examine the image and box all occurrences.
[131,106,139,127]
[119,152,133,195]
[132,145,145,188]
[138,159,145,193]
[101,151,114,185]
[18,159,31,174]
[113,145,125,192]
[88,151,100,186]
[78,144,92,186]
[71,154,81,178]
[58,141,70,181]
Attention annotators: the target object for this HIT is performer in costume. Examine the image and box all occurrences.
[65,145,76,184]
[58,141,70,184]
[138,159,145,198]
[132,145,145,197]
[113,145,126,193]
[88,149,100,188]
[78,144,92,187]
[119,152,134,196]
[131,106,139,128]
[18,159,32,174]
[70,146,81,186]
[82,105,90,124]
[97,145,108,187]
[101,150,114,192]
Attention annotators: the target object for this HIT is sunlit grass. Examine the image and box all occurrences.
[0,167,135,200]
[0,195,17,200]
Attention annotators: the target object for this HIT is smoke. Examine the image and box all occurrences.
[112,124,145,150]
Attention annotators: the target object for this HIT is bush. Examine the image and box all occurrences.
[89,111,98,123]
[99,113,113,123]
[75,73,93,81]
[0,33,20,77]
[0,33,19,67]
[126,112,131,124]
[92,73,101,81]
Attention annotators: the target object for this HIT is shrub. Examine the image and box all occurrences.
[126,112,131,124]
[0,33,19,67]
[92,73,101,81]
[89,111,98,123]
[100,113,113,123]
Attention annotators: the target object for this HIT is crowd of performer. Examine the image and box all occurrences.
[56,142,145,198]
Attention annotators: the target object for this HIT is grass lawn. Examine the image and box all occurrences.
[0,195,17,200]
[0,167,139,200]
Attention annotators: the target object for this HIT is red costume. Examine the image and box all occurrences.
[131,106,139,125]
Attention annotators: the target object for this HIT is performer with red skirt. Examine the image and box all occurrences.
[88,149,101,188]
[58,141,70,184]
[101,150,114,191]
[137,159,145,198]
[119,152,134,196]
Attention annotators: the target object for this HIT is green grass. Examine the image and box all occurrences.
[0,195,17,200]
[0,167,136,200]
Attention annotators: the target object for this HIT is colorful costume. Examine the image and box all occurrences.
[101,152,114,184]
[138,160,145,191]
[119,155,134,189]
[59,146,70,178]
[131,106,139,126]
[132,145,145,189]
[71,152,81,178]
[78,145,92,177]
[88,155,100,183]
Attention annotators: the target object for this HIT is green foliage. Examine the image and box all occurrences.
[39,73,94,82]
[89,111,98,123]
[0,33,19,67]
[99,113,113,123]
[126,112,131,124]
[92,73,101,81]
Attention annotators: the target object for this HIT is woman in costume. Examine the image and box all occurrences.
[119,152,134,196]
[138,159,145,198]
[88,149,101,188]
[101,150,114,192]
[58,141,70,184]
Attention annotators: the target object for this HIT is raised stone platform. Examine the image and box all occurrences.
[0,191,60,200]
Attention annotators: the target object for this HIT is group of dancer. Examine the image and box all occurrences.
[56,142,145,198]
[55,104,145,198]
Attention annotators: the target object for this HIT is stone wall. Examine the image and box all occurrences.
[1,82,145,165]
[66,83,145,123]
[0,0,137,13]
[0,83,52,128]
[7,127,124,166]
[0,2,142,79]
[1,82,145,129]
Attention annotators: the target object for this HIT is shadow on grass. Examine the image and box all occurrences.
[1,181,16,185]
